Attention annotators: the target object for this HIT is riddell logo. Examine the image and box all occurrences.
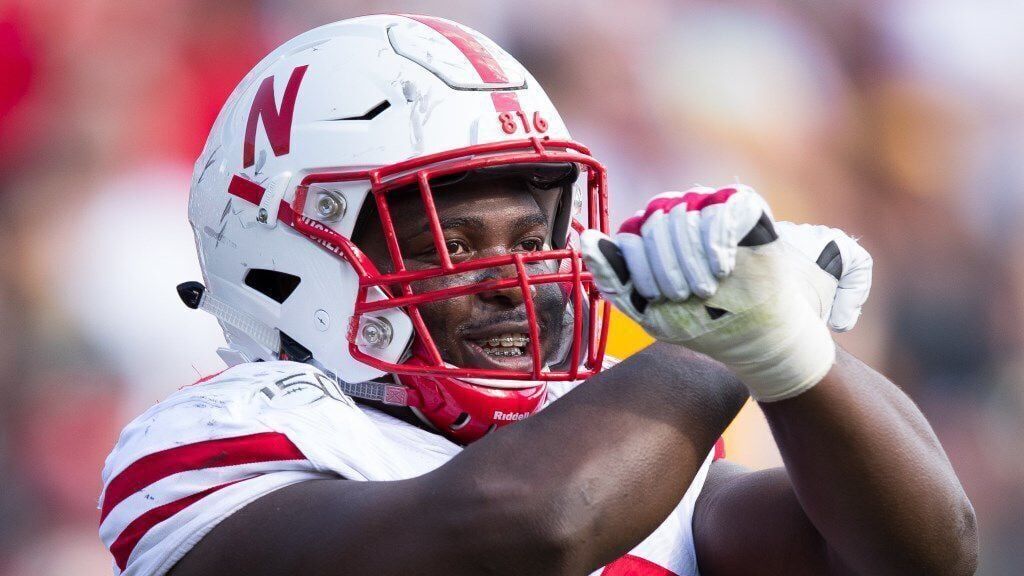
[493,410,529,422]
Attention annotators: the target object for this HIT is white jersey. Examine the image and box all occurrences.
[99,361,717,576]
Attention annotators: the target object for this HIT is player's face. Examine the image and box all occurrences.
[355,175,569,373]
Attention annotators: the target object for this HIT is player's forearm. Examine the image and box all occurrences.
[171,344,747,576]
[760,347,978,576]
[430,342,747,572]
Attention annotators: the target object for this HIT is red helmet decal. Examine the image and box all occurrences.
[243,65,308,168]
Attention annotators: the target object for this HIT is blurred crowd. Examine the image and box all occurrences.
[1,0,1021,573]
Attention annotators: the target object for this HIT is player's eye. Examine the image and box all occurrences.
[445,239,469,255]
[515,238,544,252]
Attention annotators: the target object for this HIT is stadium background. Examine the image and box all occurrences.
[1,0,1021,573]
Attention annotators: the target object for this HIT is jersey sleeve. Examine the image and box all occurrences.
[99,371,319,575]
[98,361,454,576]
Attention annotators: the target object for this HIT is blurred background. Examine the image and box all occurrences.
[1,0,1021,573]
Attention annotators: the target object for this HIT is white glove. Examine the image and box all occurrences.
[773,221,872,332]
[581,185,872,402]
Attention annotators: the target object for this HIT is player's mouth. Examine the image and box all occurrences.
[460,325,540,372]
[474,333,530,357]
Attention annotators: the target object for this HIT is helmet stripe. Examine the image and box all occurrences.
[402,15,509,84]
[490,91,522,113]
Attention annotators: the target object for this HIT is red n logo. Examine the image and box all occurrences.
[243,65,308,168]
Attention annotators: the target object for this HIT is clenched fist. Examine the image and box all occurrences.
[581,185,872,402]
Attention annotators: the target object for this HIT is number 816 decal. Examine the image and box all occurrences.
[499,110,549,135]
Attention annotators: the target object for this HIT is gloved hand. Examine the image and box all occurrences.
[580,185,872,402]
[772,221,873,333]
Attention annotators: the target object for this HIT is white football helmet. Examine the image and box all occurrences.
[185,14,610,443]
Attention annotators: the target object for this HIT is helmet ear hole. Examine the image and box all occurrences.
[244,269,301,303]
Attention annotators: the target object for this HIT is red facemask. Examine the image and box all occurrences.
[285,137,611,443]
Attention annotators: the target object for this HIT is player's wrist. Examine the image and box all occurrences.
[680,286,836,402]
[736,310,836,402]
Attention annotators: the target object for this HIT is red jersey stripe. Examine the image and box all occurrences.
[601,554,678,575]
[110,477,251,570]
[100,432,304,523]
[403,15,509,84]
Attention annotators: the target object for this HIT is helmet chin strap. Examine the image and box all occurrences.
[307,357,416,407]
[313,357,553,408]
[309,359,444,438]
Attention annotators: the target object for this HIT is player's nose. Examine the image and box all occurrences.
[477,262,536,306]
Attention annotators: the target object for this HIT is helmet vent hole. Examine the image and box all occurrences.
[244,269,301,303]
[449,412,471,431]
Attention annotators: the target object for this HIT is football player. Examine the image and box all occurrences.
[99,15,977,576]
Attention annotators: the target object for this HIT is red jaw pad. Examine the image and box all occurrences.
[397,355,548,444]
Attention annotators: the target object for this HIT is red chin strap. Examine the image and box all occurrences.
[283,137,611,444]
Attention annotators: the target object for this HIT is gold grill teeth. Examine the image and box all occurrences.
[480,347,524,357]
[480,333,530,348]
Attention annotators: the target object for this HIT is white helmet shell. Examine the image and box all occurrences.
[188,14,572,383]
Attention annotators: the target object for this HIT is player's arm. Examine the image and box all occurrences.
[170,342,747,576]
[581,186,977,576]
[694,347,977,576]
